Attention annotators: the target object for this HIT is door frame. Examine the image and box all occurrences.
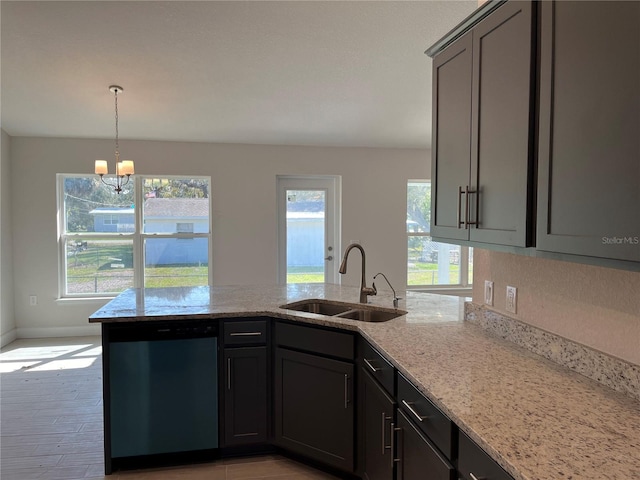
[276,175,341,285]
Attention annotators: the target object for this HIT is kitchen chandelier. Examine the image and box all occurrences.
[94,85,134,194]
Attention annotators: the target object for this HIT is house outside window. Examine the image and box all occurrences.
[176,222,195,234]
[407,180,472,292]
[58,175,211,297]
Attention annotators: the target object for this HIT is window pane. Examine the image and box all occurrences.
[142,178,209,234]
[63,177,134,233]
[65,239,134,294]
[407,236,462,286]
[286,190,325,284]
[144,238,209,288]
[407,181,431,233]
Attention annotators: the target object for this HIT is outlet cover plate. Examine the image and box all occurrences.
[484,280,494,306]
[506,286,517,314]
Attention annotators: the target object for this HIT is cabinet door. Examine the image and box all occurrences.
[537,1,640,261]
[431,32,473,241]
[396,410,455,480]
[274,348,354,472]
[469,0,535,246]
[360,369,395,480]
[223,347,268,446]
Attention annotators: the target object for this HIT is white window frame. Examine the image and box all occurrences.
[57,174,212,298]
[407,180,472,294]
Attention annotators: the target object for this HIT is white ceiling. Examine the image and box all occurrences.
[1,1,477,148]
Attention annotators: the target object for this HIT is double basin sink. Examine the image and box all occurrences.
[280,299,407,323]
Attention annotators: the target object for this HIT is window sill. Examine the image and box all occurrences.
[407,287,472,297]
[56,297,115,305]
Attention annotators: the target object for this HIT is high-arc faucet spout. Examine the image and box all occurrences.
[339,243,377,303]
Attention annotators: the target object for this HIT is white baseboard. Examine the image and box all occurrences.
[16,325,101,339]
[1,328,18,348]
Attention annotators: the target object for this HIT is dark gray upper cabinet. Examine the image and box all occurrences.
[431,1,535,247]
[537,1,640,262]
[431,31,473,242]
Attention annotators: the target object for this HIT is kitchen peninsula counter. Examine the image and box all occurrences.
[90,285,640,480]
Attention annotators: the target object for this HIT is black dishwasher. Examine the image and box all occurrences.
[103,320,218,473]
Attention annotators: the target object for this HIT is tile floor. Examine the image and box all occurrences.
[0,336,339,480]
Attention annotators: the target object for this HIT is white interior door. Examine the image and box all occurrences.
[277,176,340,285]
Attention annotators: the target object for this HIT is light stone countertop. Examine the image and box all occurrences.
[89,284,640,480]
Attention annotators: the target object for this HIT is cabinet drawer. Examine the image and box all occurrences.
[275,321,355,360]
[458,431,513,480]
[358,337,394,396]
[224,319,268,346]
[396,372,454,460]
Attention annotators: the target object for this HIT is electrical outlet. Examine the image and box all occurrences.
[506,286,517,314]
[484,280,494,306]
[29,295,37,306]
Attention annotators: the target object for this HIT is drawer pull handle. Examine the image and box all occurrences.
[401,399,427,422]
[364,358,380,372]
[229,332,262,336]
[470,474,484,480]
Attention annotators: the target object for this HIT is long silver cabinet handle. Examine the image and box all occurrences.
[227,358,231,390]
[344,374,349,409]
[364,358,380,372]
[457,186,464,228]
[381,412,387,455]
[401,399,426,423]
[465,185,477,229]
[390,422,395,469]
[229,332,262,336]
[390,423,402,470]
[470,474,484,480]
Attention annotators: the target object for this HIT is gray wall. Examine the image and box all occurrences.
[1,130,16,346]
[9,136,429,337]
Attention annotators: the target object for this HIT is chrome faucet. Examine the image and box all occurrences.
[373,272,401,309]
[339,243,377,303]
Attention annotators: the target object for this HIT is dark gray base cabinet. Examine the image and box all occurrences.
[458,431,513,480]
[223,346,268,447]
[395,410,455,480]
[274,347,355,473]
[360,368,395,480]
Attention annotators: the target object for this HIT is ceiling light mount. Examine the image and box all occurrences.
[95,85,134,194]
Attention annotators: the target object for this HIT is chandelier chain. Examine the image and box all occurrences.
[114,89,119,157]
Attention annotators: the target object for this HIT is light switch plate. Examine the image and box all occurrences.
[484,280,494,306]
[506,286,517,314]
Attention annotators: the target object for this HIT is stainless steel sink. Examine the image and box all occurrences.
[282,300,353,316]
[280,299,406,322]
[334,309,401,323]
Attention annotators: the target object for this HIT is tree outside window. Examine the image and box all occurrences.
[407,181,472,289]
